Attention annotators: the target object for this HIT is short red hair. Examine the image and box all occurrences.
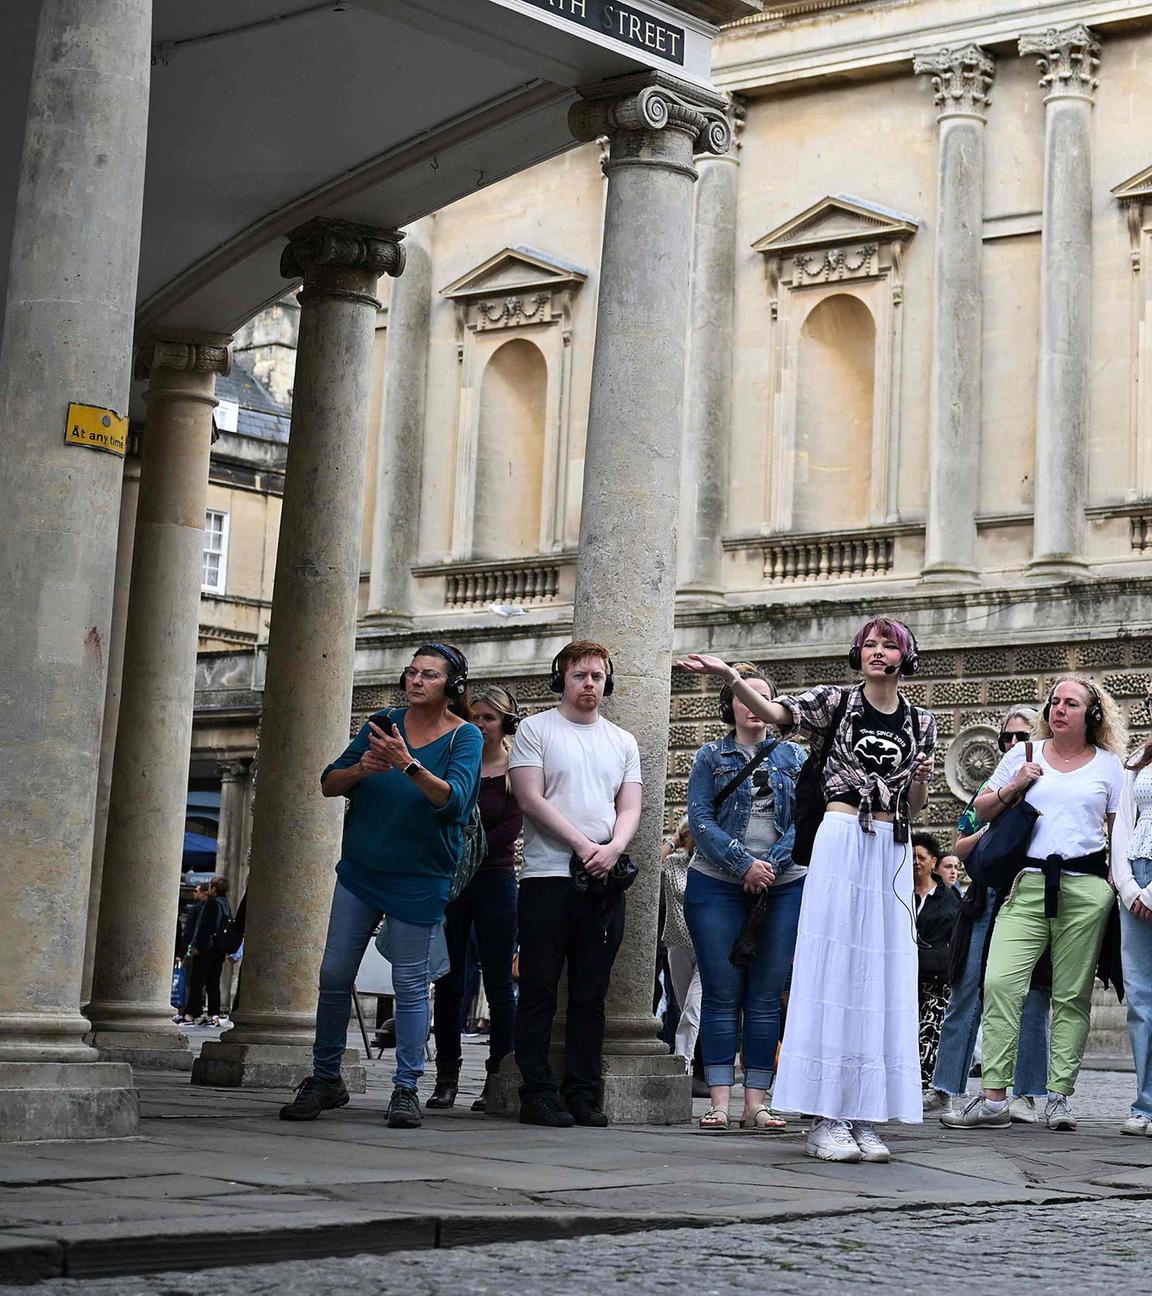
[554,640,612,681]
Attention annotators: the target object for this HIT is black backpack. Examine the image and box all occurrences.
[790,692,850,868]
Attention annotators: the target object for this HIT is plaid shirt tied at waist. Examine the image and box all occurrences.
[774,683,937,841]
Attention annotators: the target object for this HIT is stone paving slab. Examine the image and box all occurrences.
[0,1056,1149,1284]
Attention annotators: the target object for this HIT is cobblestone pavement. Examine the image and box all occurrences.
[7,1197,1147,1294]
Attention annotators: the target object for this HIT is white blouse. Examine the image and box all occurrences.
[1128,765,1152,861]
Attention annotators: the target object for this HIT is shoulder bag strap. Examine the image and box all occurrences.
[714,739,781,809]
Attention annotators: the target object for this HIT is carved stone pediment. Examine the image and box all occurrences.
[752,195,919,259]
[442,246,588,334]
[1113,166,1152,207]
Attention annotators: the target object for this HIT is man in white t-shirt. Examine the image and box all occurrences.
[509,640,642,1128]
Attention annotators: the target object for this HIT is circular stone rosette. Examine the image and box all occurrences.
[944,723,1002,802]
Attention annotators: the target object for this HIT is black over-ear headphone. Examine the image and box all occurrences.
[400,642,469,701]
[549,650,614,696]
[719,666,772,725]
[486,688,522,736]
[847,622,920,677]
[1043,680,1104,739]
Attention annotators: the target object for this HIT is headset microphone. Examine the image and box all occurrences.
[883,664,898,675]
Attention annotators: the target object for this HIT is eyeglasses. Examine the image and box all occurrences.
[403,668,445,682]
[998,731,1029,750]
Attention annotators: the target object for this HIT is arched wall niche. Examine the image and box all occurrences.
[753,196,918,535]
[441,247,587,561]
[793,293,876,532]
[473,338,547,559]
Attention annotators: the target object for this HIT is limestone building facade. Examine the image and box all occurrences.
[195,0,1152,865]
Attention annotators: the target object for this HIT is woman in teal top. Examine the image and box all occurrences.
[279,643,482,1131]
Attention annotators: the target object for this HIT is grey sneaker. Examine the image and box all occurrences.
[387,1085,423,1129]
[1044,1095,1076,1131]
[1121,1114,1150,1136]
[940,1094,1011,1129]
[922,1088,951,1115]
[1009,1095,1038,1124]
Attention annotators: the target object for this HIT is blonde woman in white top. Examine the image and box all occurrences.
[1110,680,1152,1136]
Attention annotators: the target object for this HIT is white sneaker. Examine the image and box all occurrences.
[1120,1114,1150,1136]
[849,1121,890,1163]
[1009,1096,1038,1125]
[804,1118,862,1163]
[922,1088,951,1115]
[940,1095,1011,1129]
[1044,1095,1076,1131]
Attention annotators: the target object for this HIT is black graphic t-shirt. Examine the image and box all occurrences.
[831,695,912,806]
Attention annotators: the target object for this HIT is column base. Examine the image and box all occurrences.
[360,609,414,630]
[86,1029,193,1072]
[0,1062,139,1142]
[191,1039,366,1092]
[486,1052,689,1125]
[674,587,726,611]
[1028,555,1092,582]
[919,562,981,587]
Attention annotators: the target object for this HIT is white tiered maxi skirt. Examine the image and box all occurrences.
[773,811,922,1124]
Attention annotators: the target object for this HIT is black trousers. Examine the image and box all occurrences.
[433,867,518,1078]
[187,950,225,1017]
[514,876,625,1105]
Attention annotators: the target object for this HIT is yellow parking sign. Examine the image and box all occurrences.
[65,402,127,457]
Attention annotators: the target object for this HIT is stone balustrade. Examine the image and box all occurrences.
[416,553,575,609]
[729,526,909,584]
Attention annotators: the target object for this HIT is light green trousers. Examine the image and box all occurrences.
[981,871,1114,1096]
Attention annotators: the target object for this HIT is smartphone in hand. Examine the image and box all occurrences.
[369,714,394,737]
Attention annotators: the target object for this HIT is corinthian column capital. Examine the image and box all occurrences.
[1019,26,1101,100]
[134,332,232,382]
[913,45,996,119]
[569,72,731,167]
[280,218,406,307]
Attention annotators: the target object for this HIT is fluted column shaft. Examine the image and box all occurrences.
[0,0,150,1081]
[915,46,995,584]
[83,441,143,1005]
[367,235,432,622]
[568,74,730,1122]
[1021,26,1101,576]
[87,336,231,1067]
[194,219,404,1088]
[678,99,742,602]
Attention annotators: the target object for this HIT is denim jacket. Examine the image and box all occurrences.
[687,733,806,880]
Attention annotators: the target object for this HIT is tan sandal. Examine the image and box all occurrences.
[698,1105,730,1130]
[741,1104,787,1131]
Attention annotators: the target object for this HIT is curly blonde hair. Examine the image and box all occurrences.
[1034,676,1127,756]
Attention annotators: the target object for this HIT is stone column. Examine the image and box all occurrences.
[194,220,404,1089]
[571,73,730,1123]
[914,45,996,585]
[0,0,150,1140]
[677,97,743,605]
[366,234,432,623]
[216,760,253,1012]
[1019,26,1101,578]
[86,335,231,1068]
[82,437,143,1004]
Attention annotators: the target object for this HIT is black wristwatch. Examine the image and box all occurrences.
[403,759,422,778]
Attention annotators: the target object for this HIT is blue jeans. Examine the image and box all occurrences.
[931,885,1050,1097]
[315,880,437,1091]
[683,868,804,1090]
[433,867,517,1076]
[1120,858,1152,1118]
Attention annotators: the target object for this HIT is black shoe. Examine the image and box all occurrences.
[278,1074,349,1122]
[426,1076,458,1109]
[567,1099,609,1127]
[471,1077,491,1113]
[519,1094,575,1127]
[387,1086,423,1129]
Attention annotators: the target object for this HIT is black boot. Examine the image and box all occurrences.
[426,1071,459,1109]
[471,1076,491,1113]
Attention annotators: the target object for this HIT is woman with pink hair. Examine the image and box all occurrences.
[677,617,936,1164]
